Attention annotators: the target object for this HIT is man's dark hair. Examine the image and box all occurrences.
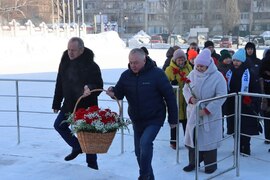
[190,42,198,46]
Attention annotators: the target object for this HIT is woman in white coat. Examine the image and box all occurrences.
[182,49,227,174]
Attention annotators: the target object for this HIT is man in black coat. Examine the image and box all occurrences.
[106,48,178,180]
[52,37,103,170]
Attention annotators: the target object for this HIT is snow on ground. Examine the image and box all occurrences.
[0,32,270,180]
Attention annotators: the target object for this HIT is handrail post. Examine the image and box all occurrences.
[195,102,199,180]
[236,94,241,176]
[176,86,180,163]
[121,100,124,154]
[15,80,21,144]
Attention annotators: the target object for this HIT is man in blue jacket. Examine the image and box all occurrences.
[106,48,178,180]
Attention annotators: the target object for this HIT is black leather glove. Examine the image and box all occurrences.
[171,79,178,85]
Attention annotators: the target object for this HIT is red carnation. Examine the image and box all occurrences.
[243,96,252,105]
[172,68,179,75]
[75,108,87,120]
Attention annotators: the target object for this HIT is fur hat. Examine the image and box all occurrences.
[232,48,246,62]
[204,40,214,48]
[194,49,212,66]
[187,49,198,60]
[219,49,232,62]
[173,49,186,60]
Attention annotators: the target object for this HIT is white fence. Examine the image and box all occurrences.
[0,19,90,38]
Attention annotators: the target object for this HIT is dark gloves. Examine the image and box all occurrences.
[171,79,178,85]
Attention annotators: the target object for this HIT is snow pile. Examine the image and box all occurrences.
[84,31,126,50]
[128,30,151,48]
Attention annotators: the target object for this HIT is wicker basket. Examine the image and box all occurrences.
[77,131,116,154]
[73,89,121,154]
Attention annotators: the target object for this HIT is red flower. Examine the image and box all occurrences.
[172,67,195,98]
[88,105,100,112]
[243,96,252,105]
[74,105,118,125]
[172,68,179,75]
[185,79,191,83]
[75,108,87,121]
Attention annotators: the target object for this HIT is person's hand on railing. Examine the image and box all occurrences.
[53,109,59,113]
[106,86,115,98]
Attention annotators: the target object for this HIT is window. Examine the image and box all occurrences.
[183,1,188,9]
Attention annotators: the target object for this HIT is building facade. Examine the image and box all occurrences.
[1,0,270,36]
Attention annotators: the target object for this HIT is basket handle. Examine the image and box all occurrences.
[72,88,122,117]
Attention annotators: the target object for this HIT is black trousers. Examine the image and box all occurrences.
[170,119,187,144]
[187,147,217,171]
[264,112,270,141]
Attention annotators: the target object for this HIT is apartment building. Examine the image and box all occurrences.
[1,0,270,36]
[83,0,270,36]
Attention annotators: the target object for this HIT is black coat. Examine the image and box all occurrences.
[52,48,103,114]
[245,43,261,84]
[260,50,270,104]
[226,63,260,135]
[162,47,174,71]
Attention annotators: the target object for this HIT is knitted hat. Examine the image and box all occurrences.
[219,49,232,62]
[173,49,186,60]
[232,48,246,62]
[194,48,212,66]
[204,40,214,48]
[187,49,198,60]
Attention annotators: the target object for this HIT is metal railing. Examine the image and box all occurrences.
[0,78,181,159]
[195,93,238,180]
[2,79,270,179]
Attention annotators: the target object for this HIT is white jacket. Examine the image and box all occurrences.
[183,60,227,151]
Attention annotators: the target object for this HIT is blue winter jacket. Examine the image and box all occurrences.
[113,59,178,130]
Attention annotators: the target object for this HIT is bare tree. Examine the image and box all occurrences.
[159,0,181,34]
[0,0,37,20]
[221,0,240,35]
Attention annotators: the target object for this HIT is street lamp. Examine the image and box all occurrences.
[99,12,102,32]
[124,16,128,33]
[76,7,81,37]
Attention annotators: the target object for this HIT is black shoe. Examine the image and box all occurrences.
[183,164,195,172]
[88,163,98,170]
[240,145,250,156]
[170,143,176,150]
[64,149,82,161]
[268,149,270,152]
[138,174,154,180]
[264,140,270,144]
[205,168,217,174]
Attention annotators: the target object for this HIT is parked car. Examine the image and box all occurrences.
[158,33,170,43]
[232,36,247,46]
[220,37,232,48]
[244,35,256,42]
[211,35,223,46]
[167,34,186,46]
[150,35,163,43]
[264,35,270,46]
[252,36,265,47]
